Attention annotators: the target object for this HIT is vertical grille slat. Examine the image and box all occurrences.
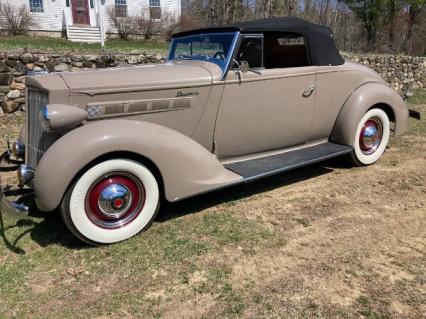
[27,88,49,168]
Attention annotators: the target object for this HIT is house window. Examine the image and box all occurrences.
[90,0,94,9]
[29,0,44,13]
[66,0,70,7]
[115,0,127,17]
[149,0,161,20]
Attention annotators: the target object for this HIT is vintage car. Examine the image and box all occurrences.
[0,17,418,245]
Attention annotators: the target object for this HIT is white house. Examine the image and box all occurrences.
[4,0,181,43]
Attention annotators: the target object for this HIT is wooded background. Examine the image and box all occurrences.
[182,0,426,56]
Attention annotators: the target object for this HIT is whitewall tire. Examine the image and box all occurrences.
[61,159,160,245]
[350,108,390,166]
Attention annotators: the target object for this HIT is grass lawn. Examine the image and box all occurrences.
[0,36,169,54]
[0,90,425,318]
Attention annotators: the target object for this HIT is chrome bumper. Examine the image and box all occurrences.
[0,185,29,216]
[0,151,30,218]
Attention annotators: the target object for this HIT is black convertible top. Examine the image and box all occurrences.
[173,16,344,66]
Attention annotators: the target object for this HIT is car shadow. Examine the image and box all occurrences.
[1,158,351,253]
[0,194,88,253]
[156,163,336,222]
[157,156,354,222]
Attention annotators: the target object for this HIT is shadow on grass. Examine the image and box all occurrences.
[0,195,87,253]
[156,162,340,222]
[1,158,351,253]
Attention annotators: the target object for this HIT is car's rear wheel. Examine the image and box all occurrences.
[349,108,390,166]
[61,159,160,245]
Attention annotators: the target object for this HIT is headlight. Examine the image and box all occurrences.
[39,104,88,132]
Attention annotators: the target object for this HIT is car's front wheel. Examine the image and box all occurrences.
[61,159,160,245]
[349,108,390,166]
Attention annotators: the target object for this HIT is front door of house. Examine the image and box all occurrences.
[72,0,90,25]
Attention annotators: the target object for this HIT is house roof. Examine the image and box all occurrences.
[173,16,344,66]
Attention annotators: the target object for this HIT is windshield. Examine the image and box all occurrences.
[168,32,239,74]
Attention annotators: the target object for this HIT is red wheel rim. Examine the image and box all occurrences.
[85,173,145,229]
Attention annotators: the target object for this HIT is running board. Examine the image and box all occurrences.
[224,142,352,180]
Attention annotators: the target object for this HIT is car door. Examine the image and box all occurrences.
[214,34,316,158]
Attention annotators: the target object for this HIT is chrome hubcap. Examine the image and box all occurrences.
[98,184,132,219]
[359,118,383,155]
[85,173,145,229]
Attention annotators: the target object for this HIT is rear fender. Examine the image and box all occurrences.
[330,82,409,146]
[34,120,241,212]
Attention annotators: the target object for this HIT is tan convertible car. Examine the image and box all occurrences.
[0,17,419,245]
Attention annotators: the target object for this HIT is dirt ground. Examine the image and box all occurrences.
[0,92,425,318]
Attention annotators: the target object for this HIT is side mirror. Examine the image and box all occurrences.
[232,59,249,74]
[240,61,250,73]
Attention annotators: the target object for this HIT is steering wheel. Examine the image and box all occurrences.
[213,51,226,60]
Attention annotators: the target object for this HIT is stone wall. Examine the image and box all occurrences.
[0,51,165,113]
[343,54,426,93]
[0,51,425,114]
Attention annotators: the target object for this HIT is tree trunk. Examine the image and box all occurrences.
[388,0,395,51]
[403,3,425,54]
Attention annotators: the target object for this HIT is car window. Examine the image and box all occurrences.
[264,33,311,69]
[236,37,263,69]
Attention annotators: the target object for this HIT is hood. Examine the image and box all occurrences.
[26,61,222,96]
[60,62,218,95]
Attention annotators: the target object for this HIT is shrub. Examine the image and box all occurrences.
[107,5,181,40]
[0,2,37,35]
[107,5,134,40]
[133,15,156,40]
[160,14,181,40]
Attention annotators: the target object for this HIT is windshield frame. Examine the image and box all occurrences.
[167,32,240,80]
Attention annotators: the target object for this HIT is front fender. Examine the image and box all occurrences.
[34,120,241,212]
[330,82,409,146]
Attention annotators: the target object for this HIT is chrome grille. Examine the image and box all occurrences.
[26,88,54,168]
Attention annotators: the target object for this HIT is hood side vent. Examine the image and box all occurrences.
[172,98,192,109]
[151,100,170,111]
[86,97,192,120]
[128,101,148,113]
[105,104,125,114]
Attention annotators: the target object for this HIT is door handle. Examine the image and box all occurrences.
[303,84,315,97]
